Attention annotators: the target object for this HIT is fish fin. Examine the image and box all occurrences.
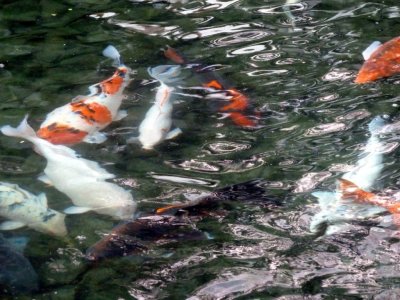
[148,65,182,84]
[38,174,53,186]
[35,193,48,207]
[338,178,375,202]
[163,46,186,64]
[1,115,36,140]
[362,41,382,60]
[64,206,92,214]
[103,45,121,66]
[83,132,107,144]
[165,127,182,140]
[114,110,128,121]
[0,221,26,230]
[126,136,140,144]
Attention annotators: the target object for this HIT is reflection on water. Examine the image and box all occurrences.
[1,0,400,298]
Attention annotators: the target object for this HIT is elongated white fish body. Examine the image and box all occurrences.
[0,182,67,236]
[1,116,136,220]
[133,65,182,150]
[37,45,131,145]
[310,116,387,234]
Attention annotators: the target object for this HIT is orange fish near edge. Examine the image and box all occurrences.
[355,37,400,84]
[164,46,259,128]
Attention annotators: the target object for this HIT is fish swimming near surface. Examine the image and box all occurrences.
[86,180,281,261]
[127,65,183,149]
[1,116,136,220]
[338,179,400,226]
[0,234,38,295]
[310,116,388,235]
[164,46,259,128]
[355,37,400,83]
[0,182,67,237]
[37,45,131,145]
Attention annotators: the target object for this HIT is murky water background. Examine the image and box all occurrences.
[1,0,400,298]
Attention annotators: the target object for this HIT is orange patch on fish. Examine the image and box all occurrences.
[70,101,112,125]
[100,68,126,94]
[355,37,400,83]
[37,124,88,145]
[338,179,376,202]
[205,80,223,90]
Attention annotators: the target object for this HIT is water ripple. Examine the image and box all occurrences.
[304,122,347,137]
[210,30,272,47]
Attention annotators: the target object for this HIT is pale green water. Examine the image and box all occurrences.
[1,0,400,299]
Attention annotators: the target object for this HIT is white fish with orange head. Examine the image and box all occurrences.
[0,182,67,237]
[1,116,136,220]
[128,65,182,150]
[37,45,131,145]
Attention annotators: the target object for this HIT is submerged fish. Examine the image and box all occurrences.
[86,180,280,261]
[127,65,182,149]
[164,46,259,128]
[0,182,66,237]
[338,179,400,225]
[1,116,136,220]
[37,45,131,145]
[355,37,400,83]
[310,116,388,235]
[0,234,38,295]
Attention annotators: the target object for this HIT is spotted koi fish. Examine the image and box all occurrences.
[164,46,259,127]
[37,45,131,145]
[339,178,400,226]
[355,37,400,84]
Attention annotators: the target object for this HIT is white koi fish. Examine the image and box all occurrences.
[128,65,182,150]
[1,116,136,220]
[310,116,388,235]
[0,182,67,237]
[37,45,131,145]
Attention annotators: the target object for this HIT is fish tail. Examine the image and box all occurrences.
[1,115,36,140]
[163,46,186,64]
[148,65,182,84]
[338,178,375,203]
[103,45,122,66]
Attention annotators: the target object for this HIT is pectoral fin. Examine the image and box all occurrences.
[38,174,53,186]
[83,132,107,144]
[362,41,382,60]
[64,206,92,214]
[165,128,182,140]
[0,221,26,230]
[114,110,128,121]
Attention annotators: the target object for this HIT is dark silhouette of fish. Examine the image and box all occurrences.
[164,46,260,128]
[0,234,38,295]
[86,180,281,261]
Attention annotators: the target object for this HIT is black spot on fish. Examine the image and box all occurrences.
[8,203,22,211]
[42,212,56,222]
[47,123,58,130]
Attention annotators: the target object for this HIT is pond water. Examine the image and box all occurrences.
[1,0,400,299]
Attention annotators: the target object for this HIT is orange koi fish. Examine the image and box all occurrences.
[355,37,400,84]
[339,178,400,225]
[164,46,259,127]
[37,45,131,145]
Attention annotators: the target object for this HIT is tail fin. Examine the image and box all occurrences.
[103,45,122,66]
[338,178,375,202]
[148,65,182,84]
[1,115,36,140]
[163,46,186,64]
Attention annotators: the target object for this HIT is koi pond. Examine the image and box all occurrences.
[1,0,400,299]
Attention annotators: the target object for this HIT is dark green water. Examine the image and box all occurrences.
[1,0,400,299]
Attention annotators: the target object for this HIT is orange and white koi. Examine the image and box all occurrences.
[37,45,131,145]
[127,65,182,149]
[310,116,388,234]
[339,178,400,226]
[1,116,136,220]
[164,46,259,128]
[355,37,400,84]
